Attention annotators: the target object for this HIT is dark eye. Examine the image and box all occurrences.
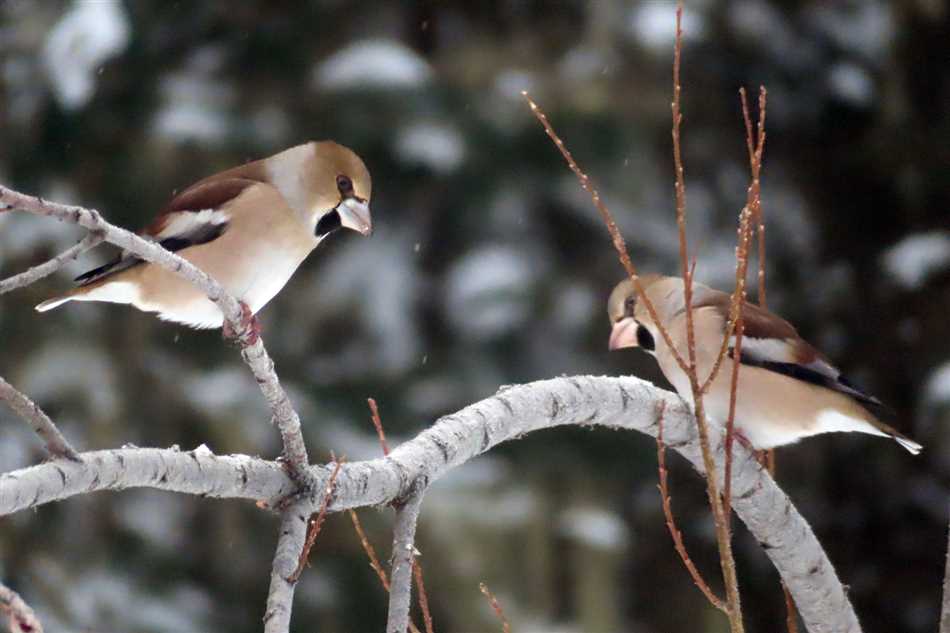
[336,174,353,193]
[624,297,636,315]
[636,325,656,351]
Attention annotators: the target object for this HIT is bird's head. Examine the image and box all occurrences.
[606,275,665,355]
[307,141,373,238]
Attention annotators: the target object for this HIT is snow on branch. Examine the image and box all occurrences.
[0,375,860,633]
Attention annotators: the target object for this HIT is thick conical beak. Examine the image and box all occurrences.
[609,317,639,350]
[336,197,372,236]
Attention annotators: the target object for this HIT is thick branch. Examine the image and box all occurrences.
[263,506,309,633]
[0,582,43,633]
[0,233,103,296]
[386,490,425,633]
[0,185,310,479]
[0,446,293,514]
[0,377,861,633]
[0,375,79,461]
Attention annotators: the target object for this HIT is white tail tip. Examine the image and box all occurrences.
[35,296,72,312]
[895,436,923,455]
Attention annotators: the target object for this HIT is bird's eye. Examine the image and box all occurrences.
[336,175,353,194]
[636,325,656,351]
[624,297,636,315]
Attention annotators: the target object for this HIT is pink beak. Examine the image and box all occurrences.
[609,317,639,351]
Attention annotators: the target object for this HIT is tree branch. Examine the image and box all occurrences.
[0,376,862,633]
[263,505,309,633]
[386,489,425,633]
[0,233,103,296]
[0,582,43,633]
[0,184,310,480]
[0,375,79,461]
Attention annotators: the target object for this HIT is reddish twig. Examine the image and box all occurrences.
[479,583,511,633]
[287,456,344,583]
[412,561,435,633]
[521,93,690,377]
[0,583,44,633]
[669,6,744,630]
[349,510,391,591]
[656,401,727,612]
[723,208,754,529]
[368,398,391,455]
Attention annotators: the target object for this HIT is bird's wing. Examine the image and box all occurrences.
[74,178,258,286]
[696,292,884,408]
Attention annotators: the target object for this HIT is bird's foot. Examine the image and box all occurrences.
[223,302,262,345]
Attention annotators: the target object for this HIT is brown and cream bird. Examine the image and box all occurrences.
[607,275,921,454]
[36,141,372,329]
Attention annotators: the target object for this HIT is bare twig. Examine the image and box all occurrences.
[386,489,425,633]
[669,6,743,630]
[350,510,391,591]
[656,401,727,612]
[723,208,754,527]
[0,582,43,633]
[479,583,511,633]
[368,398,391,455]
[0,184,311,481]
[263,506,309,633]
[522,93,690,377]
[412,561,435,633]
[0,375,80,461]
[287,456,344,583]
[0,233,103,296]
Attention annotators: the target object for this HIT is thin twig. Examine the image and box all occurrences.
[287,456,344,583]
[522,93,690,377]
[722,208,754,528]
[0,375,80,461]
[0,233,103,296]
[349,510,391,591]
[412,561,435,633]
[669,6,744,631]
[479,583,511,633]
[0,184,311,481]
[368,398,391,455]
[656,401,727,612]
[0,582,44,633]
[386,489,425,633]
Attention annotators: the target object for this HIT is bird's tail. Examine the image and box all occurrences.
[35,292,77,312]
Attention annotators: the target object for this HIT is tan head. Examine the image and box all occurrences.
[606,274,673,354]
[267,141,373,238]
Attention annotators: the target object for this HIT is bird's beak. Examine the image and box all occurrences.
[609,317,639,350]
[336,197,372,236]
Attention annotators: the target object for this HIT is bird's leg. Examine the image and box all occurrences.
[222,301,262,344]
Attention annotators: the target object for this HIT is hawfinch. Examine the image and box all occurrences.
[608,275,921,454]
[36,141,371,329]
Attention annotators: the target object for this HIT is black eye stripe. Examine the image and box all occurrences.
[636,325,655,351]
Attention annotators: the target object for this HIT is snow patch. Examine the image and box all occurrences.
[560,507,628,550]
[315,39,432,90]
[628,2,705,52]
[881,231,950,290]
[395,121,466,173]
[42,0,130,109]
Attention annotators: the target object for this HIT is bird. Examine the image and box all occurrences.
[607,274,922,454]
[36,141,372,331]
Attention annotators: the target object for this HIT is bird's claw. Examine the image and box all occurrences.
[223,301,262,344]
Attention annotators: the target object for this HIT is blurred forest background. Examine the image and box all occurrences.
[1,1,949,631]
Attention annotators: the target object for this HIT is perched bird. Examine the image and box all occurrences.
[36,141,372,330]
[607,275,921,454]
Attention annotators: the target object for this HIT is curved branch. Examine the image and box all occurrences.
[0,376,860,633]
[0,185,310,479]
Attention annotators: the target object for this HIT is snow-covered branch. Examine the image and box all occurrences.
[0,375,860,633]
